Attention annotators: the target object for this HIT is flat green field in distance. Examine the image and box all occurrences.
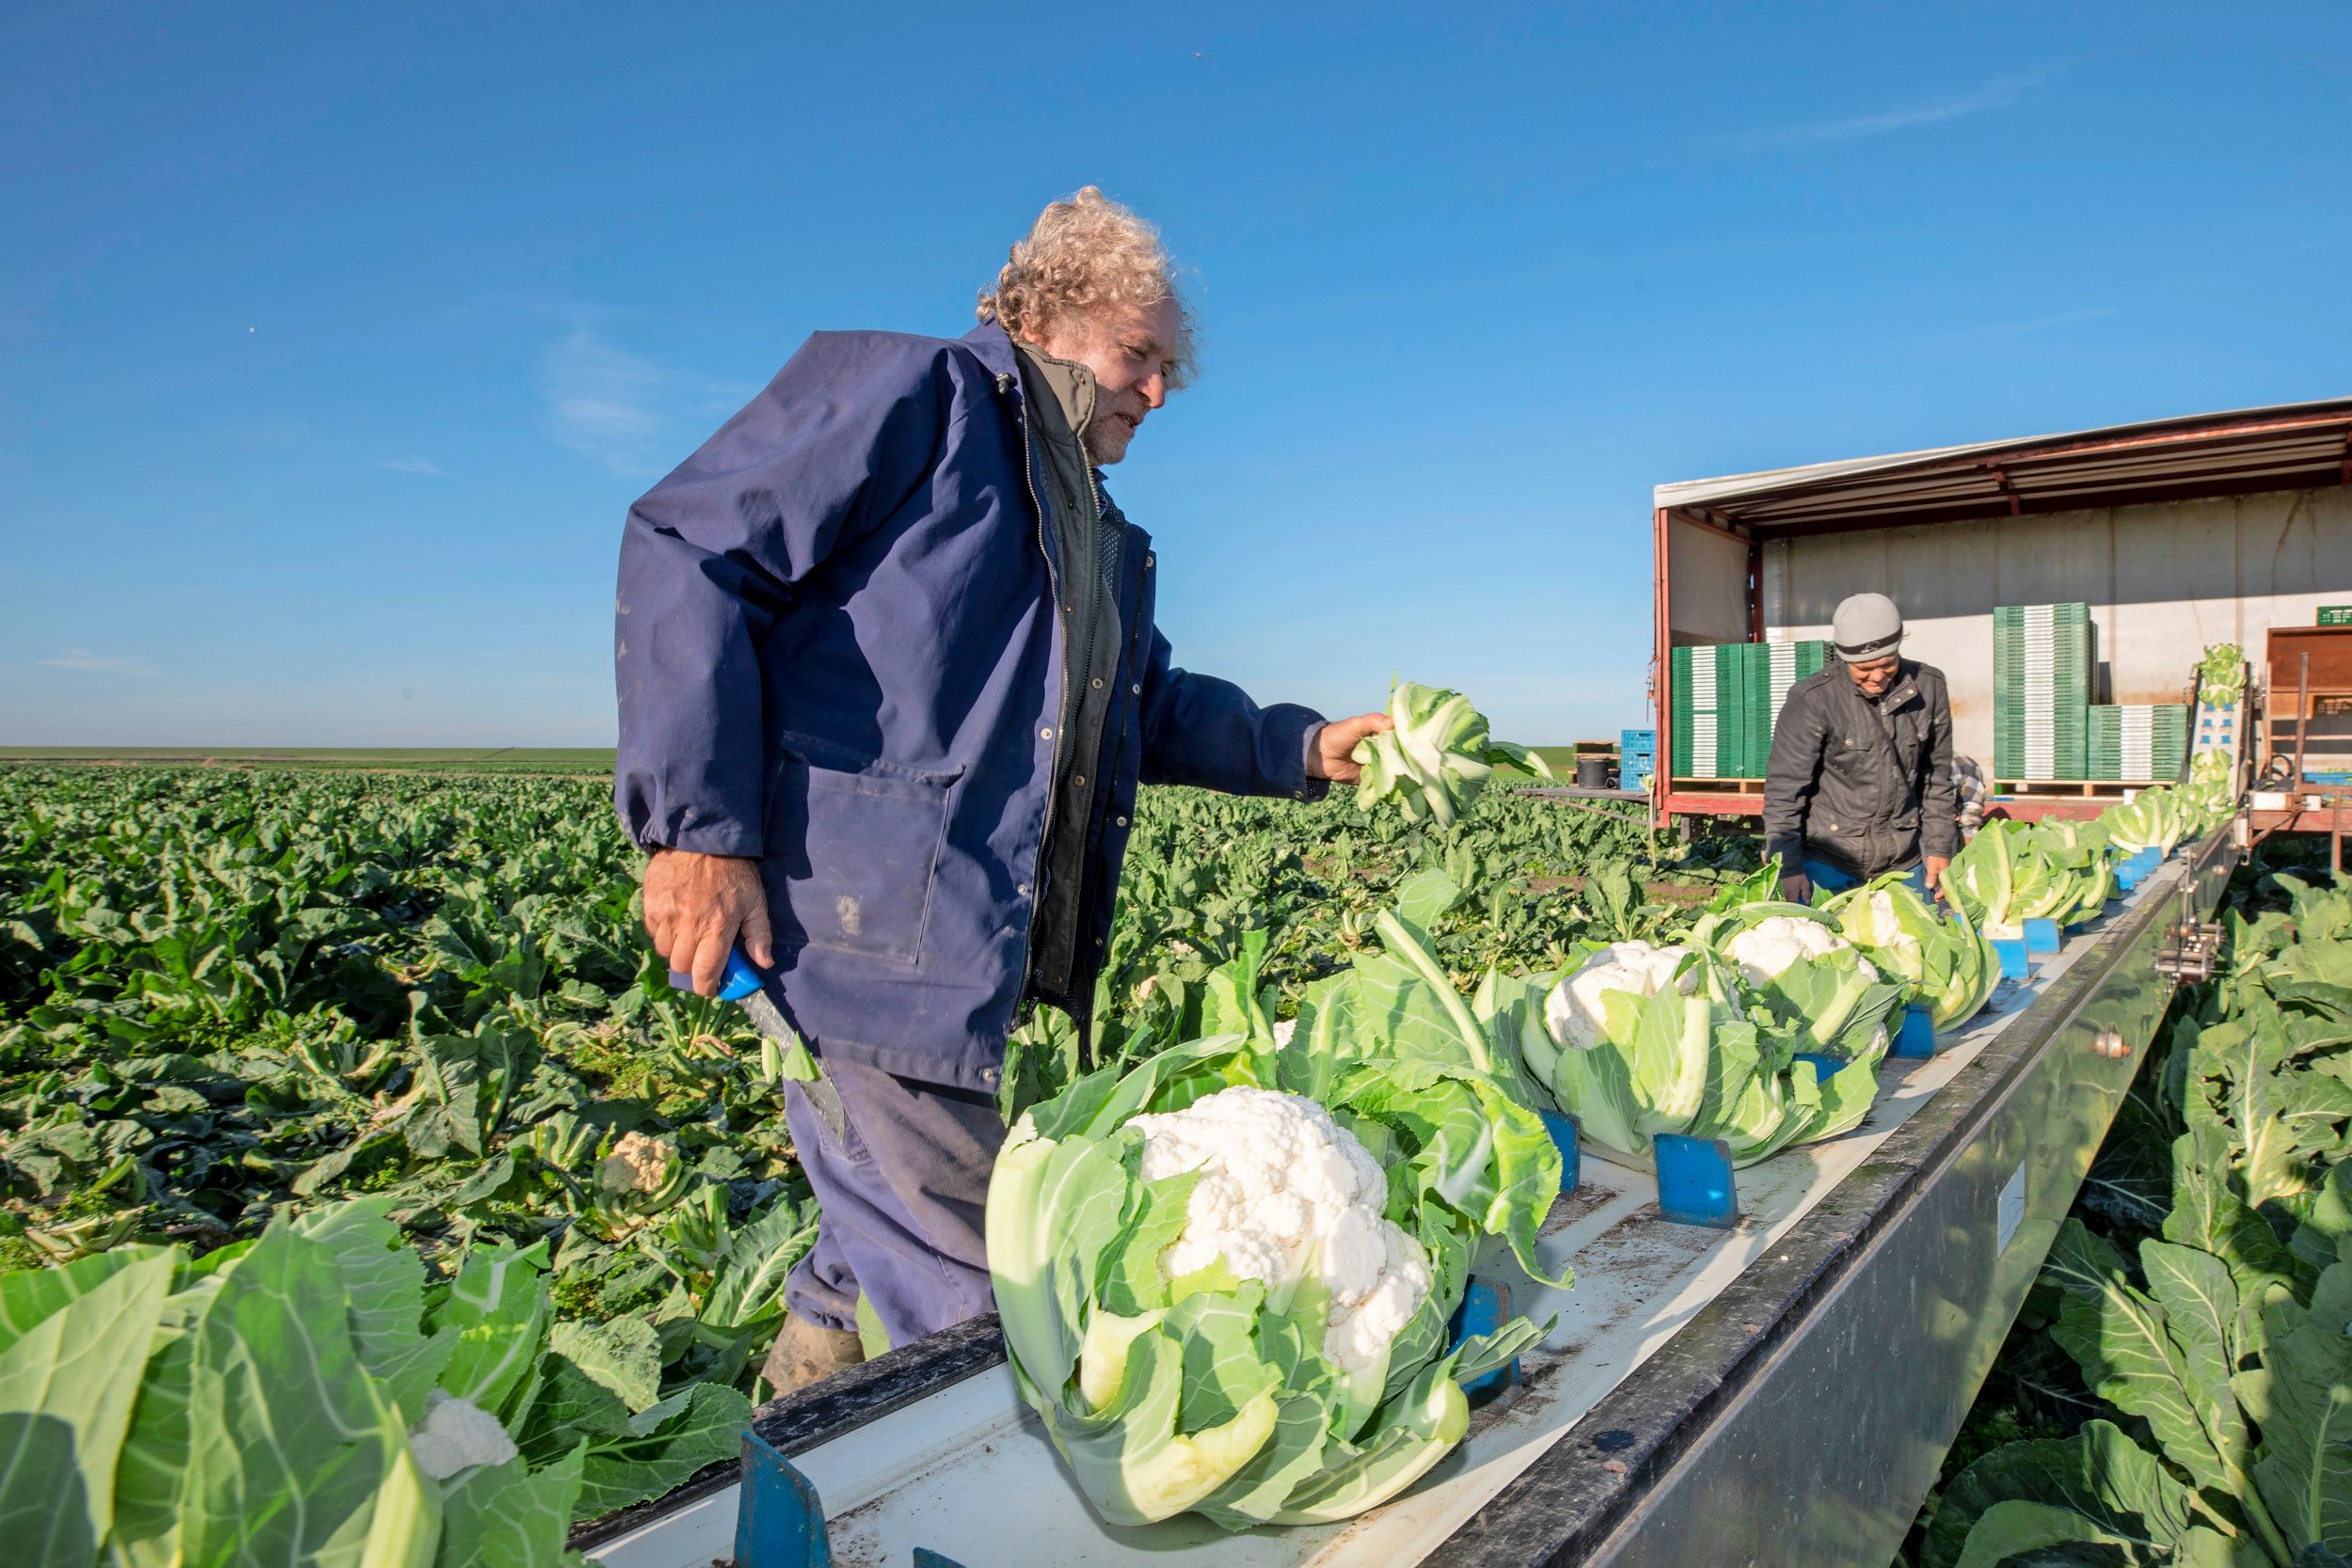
[0,745,617,772]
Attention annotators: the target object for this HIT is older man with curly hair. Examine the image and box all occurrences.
[613,188,1391,1391]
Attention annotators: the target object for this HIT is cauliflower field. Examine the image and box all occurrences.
[5,759,2330,1561]
[0,762,1745,1542]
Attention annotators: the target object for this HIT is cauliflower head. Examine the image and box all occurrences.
[596,1130,675,1196]
[1544,941,1695,1053]
[407,1388,516,1480]
[1725,916,1879,989]
[1127,1085,1430,1374]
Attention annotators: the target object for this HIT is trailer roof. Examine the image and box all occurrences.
[1656,395,2352,536]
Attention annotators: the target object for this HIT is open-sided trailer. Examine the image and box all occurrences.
[573,821,2244,1568]
[1646,395,2352,838]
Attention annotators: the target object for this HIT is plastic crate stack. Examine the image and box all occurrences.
[1620,728,1657,789]
[1671,644,1750,778]
[1994,603,2091,781]
[1671,641,1833,778]
[1756,640,1830,767]
[2089,704,2189,782]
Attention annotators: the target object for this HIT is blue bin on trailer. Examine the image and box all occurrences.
[1620,729,1657,787]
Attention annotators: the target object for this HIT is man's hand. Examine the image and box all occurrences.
[643,848,774,996]
[1308,712,1393,784]
[1925,854,1951,901]
[1779,872,1812,904]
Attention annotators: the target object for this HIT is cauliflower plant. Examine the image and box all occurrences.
[1820,875,2000,1033]
[1724,915,1881,990]
[986,927,1558,1533]
[1128,1086,1431,1375]
[406,1388,516,1480]
[1350,679,1549,826]
[1692,905,1904,1068]
[597,1131,675,1196]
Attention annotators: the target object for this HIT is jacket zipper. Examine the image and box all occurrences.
[1011,389,1068,991]
[1069,466,1105,734]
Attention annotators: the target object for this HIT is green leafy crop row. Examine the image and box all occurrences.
[0,763,1740,1548]
[1905,854,2352,1568]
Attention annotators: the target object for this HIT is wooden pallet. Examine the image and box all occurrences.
[1993,778,2163,798]
[1670,776,1766,794]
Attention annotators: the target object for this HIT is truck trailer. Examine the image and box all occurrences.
[1649,395,2352,838]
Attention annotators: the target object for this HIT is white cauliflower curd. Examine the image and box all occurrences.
[406,1388,516,1480]
[1854,891,1915,956]
[1126,1085,1429,1374]
[596,1130,675,1196]
[1724,916,1880,988]
[1544,941,1696,1052]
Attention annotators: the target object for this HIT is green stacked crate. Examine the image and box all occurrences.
[1675,641,1834,777]
[1731,643,1769,780]
[2088,704,2189,782]
[1670,644,1749,778]
[1994,603,2092,781]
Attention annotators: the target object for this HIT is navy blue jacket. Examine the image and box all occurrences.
[614,322,1326,1094]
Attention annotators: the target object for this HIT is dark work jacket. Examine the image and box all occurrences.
[612,322,1327,1094]
[1762,660,1959,879]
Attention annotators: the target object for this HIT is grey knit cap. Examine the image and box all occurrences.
[1832,593,1904,662]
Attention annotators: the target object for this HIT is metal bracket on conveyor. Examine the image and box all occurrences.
[2153,835,2230,984]
[737,1432,968,1568]
[737,1433,832,1568]
[2155,914,2225,982]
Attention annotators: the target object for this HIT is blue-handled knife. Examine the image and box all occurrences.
[670,948,849,1142]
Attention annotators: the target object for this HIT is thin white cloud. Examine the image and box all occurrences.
[542,328,750,478]
[39,648,157,677]
[1917,305,2120,344]
[375,456,452,477]
[1703,69,2056,153]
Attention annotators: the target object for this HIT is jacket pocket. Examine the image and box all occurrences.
[1805,816,1865,875]
[765,735,961,966]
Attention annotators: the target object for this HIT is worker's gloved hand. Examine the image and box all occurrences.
[1778,872,1811,904]
[643,848,774,997]
[1924,854,1951,901]
[1308,711,1395,783]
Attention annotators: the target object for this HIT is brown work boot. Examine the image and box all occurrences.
[761,1312,867,1396]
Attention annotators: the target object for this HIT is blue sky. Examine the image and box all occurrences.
[4,2,2346,746]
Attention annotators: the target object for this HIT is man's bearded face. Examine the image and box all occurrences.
[1030,296,1181,466]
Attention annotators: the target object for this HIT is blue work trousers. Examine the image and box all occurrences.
[1803,858,1928,898]
[781,1059,1004,1348]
